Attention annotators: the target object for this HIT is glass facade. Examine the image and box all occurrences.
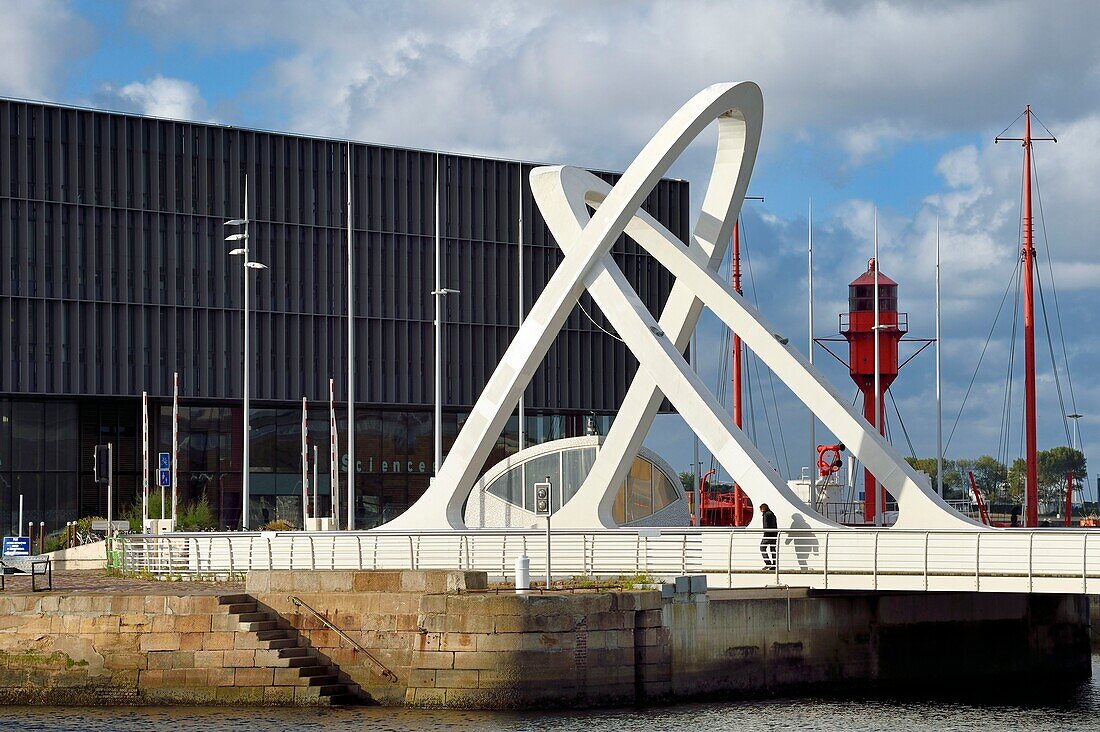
[0,99,686,532]
[486,445,677,523]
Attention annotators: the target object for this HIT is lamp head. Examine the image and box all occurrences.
[224,219,247,226]
[229,248,247,256]
[225,233,248,241]
[245,261,268,270]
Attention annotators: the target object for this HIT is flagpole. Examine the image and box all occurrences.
[346,143,356,530]
[935,217,943,497]
[329,378,339,527]
[808,199,816,508]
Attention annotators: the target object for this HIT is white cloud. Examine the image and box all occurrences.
[124,1,1100,171]
[102,75,209,120]
[0,0,94,99]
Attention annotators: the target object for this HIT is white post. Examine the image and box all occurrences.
[17,494,23,536]
[935,217,943,498]
[518,187,526,452]
[346,143,356,531]
[434,153,443,475]
[313,445,319,522]
[242,174,250,529]
[691,330,701,526]
[107,443,113,537]
[873,208,882,527]
[545,514,552,589]
[142,390,149,522]
[808,199,816,506]
[301,396,309,528]
[171,371,179,526]
[329,378,339,527]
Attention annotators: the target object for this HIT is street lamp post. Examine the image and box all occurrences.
[225,176,267,530]
[1068,413,1083,451]
[432,287,460,474]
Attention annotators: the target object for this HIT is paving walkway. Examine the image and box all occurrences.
[1,569,243,595]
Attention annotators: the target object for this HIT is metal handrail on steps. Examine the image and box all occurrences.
[288,595,399,683]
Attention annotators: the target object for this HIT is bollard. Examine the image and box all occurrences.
[515,555,531,595]
[38,522,45,556]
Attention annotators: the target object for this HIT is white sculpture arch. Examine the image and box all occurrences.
[383,82,980,532]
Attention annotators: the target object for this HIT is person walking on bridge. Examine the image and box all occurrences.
[759,503,778,569]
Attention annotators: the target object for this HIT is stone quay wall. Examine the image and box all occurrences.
[0,570,1090,708]
[0,592,327,705]
[244,570,670,708]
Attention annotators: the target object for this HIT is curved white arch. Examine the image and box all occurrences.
[384,82,769,530]
[381,81,980,532]
[535,166,979,530]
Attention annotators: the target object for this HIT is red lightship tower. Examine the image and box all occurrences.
[841,259,907,524]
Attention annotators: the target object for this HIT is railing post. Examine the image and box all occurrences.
[823,531,829,590]
[975,532,981,592]
[774,530,781,582]
[728,530,734,587]
[408,536,415,569]
[923,531,929,591]
[309,535,316,571]
[1028,532,1034,593]
[1083,532,1088,594]
[872,531,879,591]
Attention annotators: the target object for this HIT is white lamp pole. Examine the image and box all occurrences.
[872,206,882,527]
[433,153,460,473]
[225,174,266,530]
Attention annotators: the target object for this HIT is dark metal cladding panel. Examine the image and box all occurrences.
[0,99,688,414]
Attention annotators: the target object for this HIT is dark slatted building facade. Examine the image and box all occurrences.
[0,99,688,530]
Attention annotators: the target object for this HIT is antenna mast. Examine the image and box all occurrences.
[996,106,1056,528]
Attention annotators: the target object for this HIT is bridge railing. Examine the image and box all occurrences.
[115,528,1100,594]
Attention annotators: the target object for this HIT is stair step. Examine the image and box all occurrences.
[307,674,341,686]
[314,683,348,696]
[278,646,311,658]
[237,611,273,623]
[256,629,291,641]
[285,656,322,668]
[224,602,258,614]
[241,620,279,632]
[297,665,334,677]
[218,594,252,605]
[265,638,300,649]
[325,693,361,706]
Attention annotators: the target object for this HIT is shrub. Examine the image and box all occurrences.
[124,490,215,532]
[261,518,296,531]
[179,493,216,531]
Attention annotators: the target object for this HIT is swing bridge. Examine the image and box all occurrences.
[116,82,1095,596]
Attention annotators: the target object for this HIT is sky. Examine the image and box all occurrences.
[4,0,1099,493]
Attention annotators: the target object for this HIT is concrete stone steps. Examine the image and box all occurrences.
[220,593,360,705]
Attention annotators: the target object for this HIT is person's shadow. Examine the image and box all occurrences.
[784,514,819,571]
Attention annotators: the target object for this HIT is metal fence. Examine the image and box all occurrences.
[114,527,1100,595]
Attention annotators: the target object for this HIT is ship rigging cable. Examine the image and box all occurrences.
[740,214,792,479]
[945,257,1021,453]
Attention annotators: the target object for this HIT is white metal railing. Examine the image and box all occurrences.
[115,528,1100,595]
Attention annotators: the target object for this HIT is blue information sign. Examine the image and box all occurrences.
[159,452,170,470]
[2,536,30,557]
[159,468,171,487]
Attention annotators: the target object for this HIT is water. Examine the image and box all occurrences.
[5,657,1100,732]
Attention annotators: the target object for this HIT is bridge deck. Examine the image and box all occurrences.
[115,528,1100,594]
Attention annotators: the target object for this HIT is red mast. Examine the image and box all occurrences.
[996,106,1055,528]
[1022,108,1038,528]
[731,221,746,526]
